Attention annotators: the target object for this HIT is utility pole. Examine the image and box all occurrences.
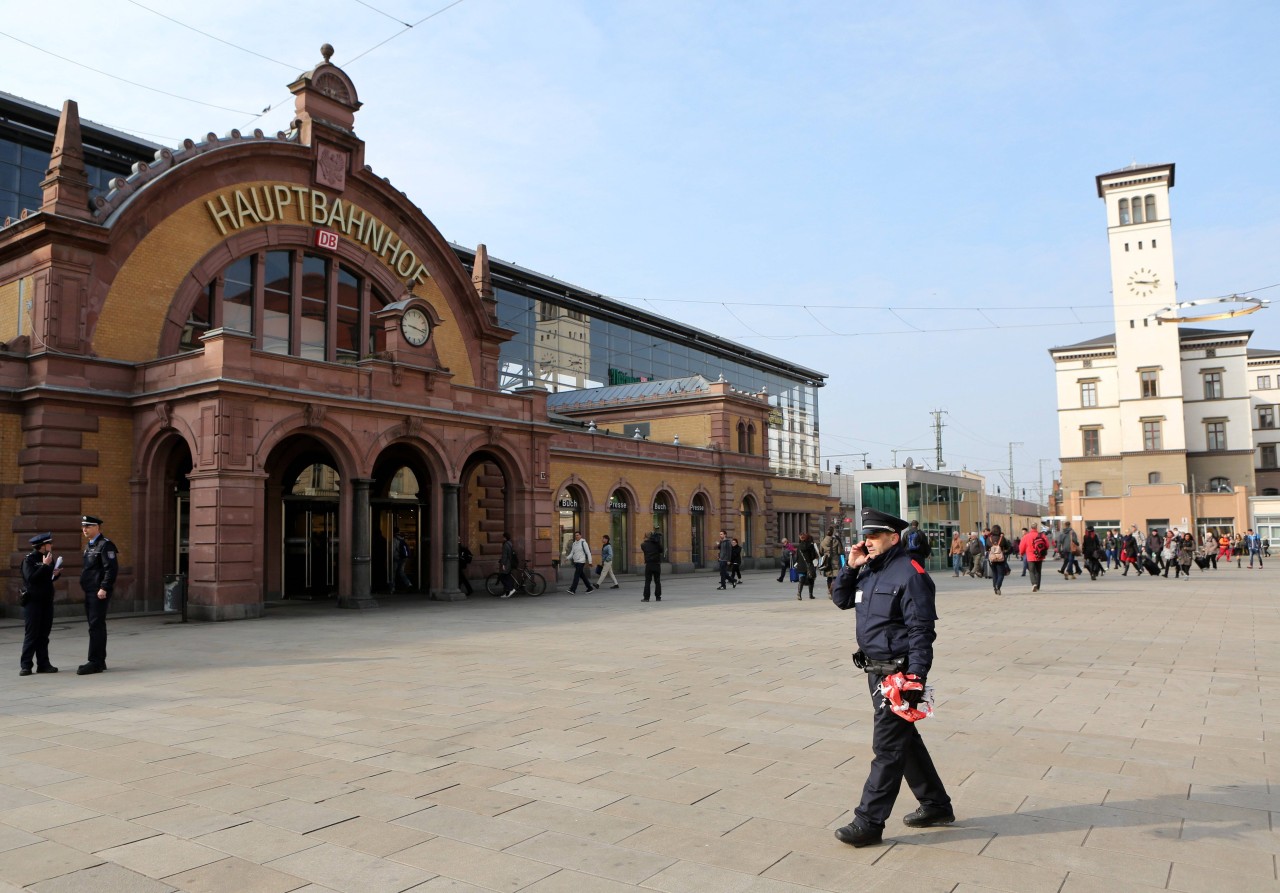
[1009,442,1023,534]
[931,409,947,470]
[1038,458,1049,509]
[891,449,900,467]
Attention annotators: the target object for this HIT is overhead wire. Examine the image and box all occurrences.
[0,29,260,116]
[123,0,303,71]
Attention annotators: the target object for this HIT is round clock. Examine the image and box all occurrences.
[1128,267,1161,297]
[400,307,430,346]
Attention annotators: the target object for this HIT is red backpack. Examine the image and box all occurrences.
[1031,533,1049,561]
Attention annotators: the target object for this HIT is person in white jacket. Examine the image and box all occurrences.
[565,531,595,594]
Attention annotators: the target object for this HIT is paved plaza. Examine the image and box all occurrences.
[2,560,1279,892]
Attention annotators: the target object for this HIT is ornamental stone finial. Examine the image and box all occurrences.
[321,43,335,62]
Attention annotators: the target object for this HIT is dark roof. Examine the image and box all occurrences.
[0,90,161,159]
[1095,162,1174,197]
[1050,332,1115,351]
[545,375,713,410]
[1177,326,1252,341]
[1248,348,1280,359]
[1052,325,1258,354]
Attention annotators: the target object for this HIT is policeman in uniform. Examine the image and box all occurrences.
[78,515,118,675]
[19,532,60,676]
[830,508,953,846]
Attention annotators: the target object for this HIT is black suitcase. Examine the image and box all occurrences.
[1194,556,1209,570]
[1142,558,1160,576]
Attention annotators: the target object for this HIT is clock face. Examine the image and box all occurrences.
[400,307,430,346]
[1128,267,1161,297]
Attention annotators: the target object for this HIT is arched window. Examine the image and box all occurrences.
[1144,194,1156,222]
[184,249,393,362]
[1131,197,1144,224]
[1148,471,1161,484]
[1084,481,1103,497]
[1209,476,1231,493]
[737,422,748,453]
[747,424,756,456]
[1118,198,1130,225]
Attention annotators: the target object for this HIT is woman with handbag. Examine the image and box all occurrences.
[985,524,1013,595]
[794,532,819,600]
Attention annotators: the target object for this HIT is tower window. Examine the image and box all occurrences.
[1144,194,1156,222]
[1140,369,1158,398]
[1118,198,1130,225]
[1132,199,1144,224]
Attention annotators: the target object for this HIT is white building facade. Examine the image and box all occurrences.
[1050,163,1260,538]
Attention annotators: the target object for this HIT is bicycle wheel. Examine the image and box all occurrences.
[522,572,547,596]
[485,573,506,596]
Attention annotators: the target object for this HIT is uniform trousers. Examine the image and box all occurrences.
[83,592,109,667]
[854,673,951,830]
[21,599,54,671]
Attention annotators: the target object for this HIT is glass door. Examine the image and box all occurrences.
[283,501,338,599]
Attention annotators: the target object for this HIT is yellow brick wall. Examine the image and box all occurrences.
[93,181,476,386]
[81,417,135,563]
[0,276,32,342]
[0,412,20,553]
[642,414,711,446]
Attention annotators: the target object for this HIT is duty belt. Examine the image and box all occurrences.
[852,652,907,675]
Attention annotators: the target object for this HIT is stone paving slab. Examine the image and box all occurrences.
[4,565,1280,890]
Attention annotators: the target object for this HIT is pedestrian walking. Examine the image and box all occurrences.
[831,508,953,848]
[794,532,818,600]
[986,524,1012,595]
[776,537,796,582]
[716,530,734,590]
[565,531,595,594]
[598,534,620,588]
[1020,525,1049,592]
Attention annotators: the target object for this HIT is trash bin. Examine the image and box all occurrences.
[163,574,187,622]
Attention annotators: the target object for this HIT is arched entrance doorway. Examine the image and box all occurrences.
[265,436,344,601]
[556,485,588,561]
[372,448,431,594]
[609,488,630,573]
[691,493,709,569]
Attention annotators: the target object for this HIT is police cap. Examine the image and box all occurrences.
[81,515,103,526]
[29,532,53,546]
[860,508,909,536]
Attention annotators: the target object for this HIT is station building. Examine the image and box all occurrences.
[0,51,829,619]
[1051,163,1277,540]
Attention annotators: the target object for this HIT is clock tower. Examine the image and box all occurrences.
[1097,162,1188,482]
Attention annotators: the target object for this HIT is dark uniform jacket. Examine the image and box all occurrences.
[641,537,662,564]
[831,541,938,680]
[81,535,119,595]
[22,551,57,601]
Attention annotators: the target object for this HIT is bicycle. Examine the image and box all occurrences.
[485,560,547,597]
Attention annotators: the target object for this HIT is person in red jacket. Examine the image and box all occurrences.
[1019,526,1050,593]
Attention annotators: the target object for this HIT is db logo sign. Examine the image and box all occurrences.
[314,229,339,251]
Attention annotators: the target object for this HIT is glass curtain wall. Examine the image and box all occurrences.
[494,286,821,480]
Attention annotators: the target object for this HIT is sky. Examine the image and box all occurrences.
[5,0,1279,502]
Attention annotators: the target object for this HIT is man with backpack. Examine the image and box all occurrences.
[1020,525,1050,593]
[904,521,931,565]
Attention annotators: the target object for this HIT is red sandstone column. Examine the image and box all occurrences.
[186,470,265,620]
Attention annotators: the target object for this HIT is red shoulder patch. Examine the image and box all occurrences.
[911,560,926,574]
